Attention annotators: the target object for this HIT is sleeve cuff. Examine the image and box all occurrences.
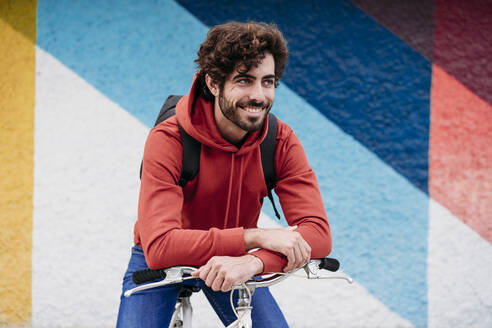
[217,227,246,256]
[249,249,287,274]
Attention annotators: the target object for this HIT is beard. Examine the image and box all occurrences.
[218,90,272,132]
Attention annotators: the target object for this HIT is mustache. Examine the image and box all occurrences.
[237,99,270,109]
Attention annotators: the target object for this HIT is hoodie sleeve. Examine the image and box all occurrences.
[250,124,332,273]
[135,121,246,269]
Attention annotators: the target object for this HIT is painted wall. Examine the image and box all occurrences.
[1,0,491,327]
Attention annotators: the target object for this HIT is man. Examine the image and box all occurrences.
[117,21,331,327]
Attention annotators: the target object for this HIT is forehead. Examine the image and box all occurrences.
[230,52,275,79]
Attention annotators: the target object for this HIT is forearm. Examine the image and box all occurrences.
[244,228,263,250]
[244,221,330,254]
[245,254,265,275]
[142,226,246,269]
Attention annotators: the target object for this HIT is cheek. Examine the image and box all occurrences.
[226,85,243,97]
[231,92,250,105]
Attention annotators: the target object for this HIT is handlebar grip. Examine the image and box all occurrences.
[318,258,340,272]
[132,268,167,285]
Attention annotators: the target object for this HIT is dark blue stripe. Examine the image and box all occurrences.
[177,0,432,194]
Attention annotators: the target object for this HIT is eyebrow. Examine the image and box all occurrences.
[232,73,276,80]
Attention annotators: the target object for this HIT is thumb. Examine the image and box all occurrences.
[286,225,298,231]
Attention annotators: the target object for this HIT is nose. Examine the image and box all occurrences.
[249,81,266,104]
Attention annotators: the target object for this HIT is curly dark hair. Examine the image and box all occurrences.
[194,21,289,101]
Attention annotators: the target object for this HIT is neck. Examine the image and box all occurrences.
[213,99,247,146]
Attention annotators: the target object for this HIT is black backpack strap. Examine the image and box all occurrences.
[141,95,197,182]
[178,124,201,187]
[155,95,201,186]
[260,113,281,219]
[154,95,182,126]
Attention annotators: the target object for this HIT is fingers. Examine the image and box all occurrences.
[199,258,222,290]
[284,242,305,272]
[205,268,220,288]
[211,270,225,291]
[293,244,303,268]
[193,257,238,292]
[283,250,297,272]
[197,262,212,281]
[296,236,311,267]
[300,237,311,264]
[283,232,312,272]
[284,247,296,272]
[221,275,235,292]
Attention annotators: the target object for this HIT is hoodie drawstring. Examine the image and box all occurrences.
[223,153,246,229]
[234,156,245,227]
[223,153,235,229]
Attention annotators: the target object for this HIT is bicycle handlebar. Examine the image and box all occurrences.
[125,258,352,298]
[131,257,340,285]
[124,257,352,328]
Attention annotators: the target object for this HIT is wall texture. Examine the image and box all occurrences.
[0,0,491,327]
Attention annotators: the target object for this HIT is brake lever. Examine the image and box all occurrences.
[304,260,354,284]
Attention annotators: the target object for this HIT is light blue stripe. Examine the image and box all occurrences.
[37,0,428,325]
[37,0,209,127]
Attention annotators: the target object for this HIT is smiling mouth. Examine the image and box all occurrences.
[239,105,265,113]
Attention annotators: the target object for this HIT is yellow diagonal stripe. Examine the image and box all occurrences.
[0,0,36,326]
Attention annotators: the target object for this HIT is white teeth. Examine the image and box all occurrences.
[243,107,262,113]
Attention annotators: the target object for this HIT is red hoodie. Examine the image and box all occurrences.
[134,76,331,273]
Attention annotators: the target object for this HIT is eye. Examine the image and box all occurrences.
[263,79,275,87]
[237,79,250,85]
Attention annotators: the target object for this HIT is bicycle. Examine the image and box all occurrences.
[124,258,353,328]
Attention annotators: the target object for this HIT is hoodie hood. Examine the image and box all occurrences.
[175,73,269,155]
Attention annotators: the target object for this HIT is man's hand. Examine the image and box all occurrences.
[244,226,311,272]
[191,255,263,292]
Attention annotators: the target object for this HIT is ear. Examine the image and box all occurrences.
[205,74,219,97]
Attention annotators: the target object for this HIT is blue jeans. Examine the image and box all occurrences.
[117,246,289,327]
